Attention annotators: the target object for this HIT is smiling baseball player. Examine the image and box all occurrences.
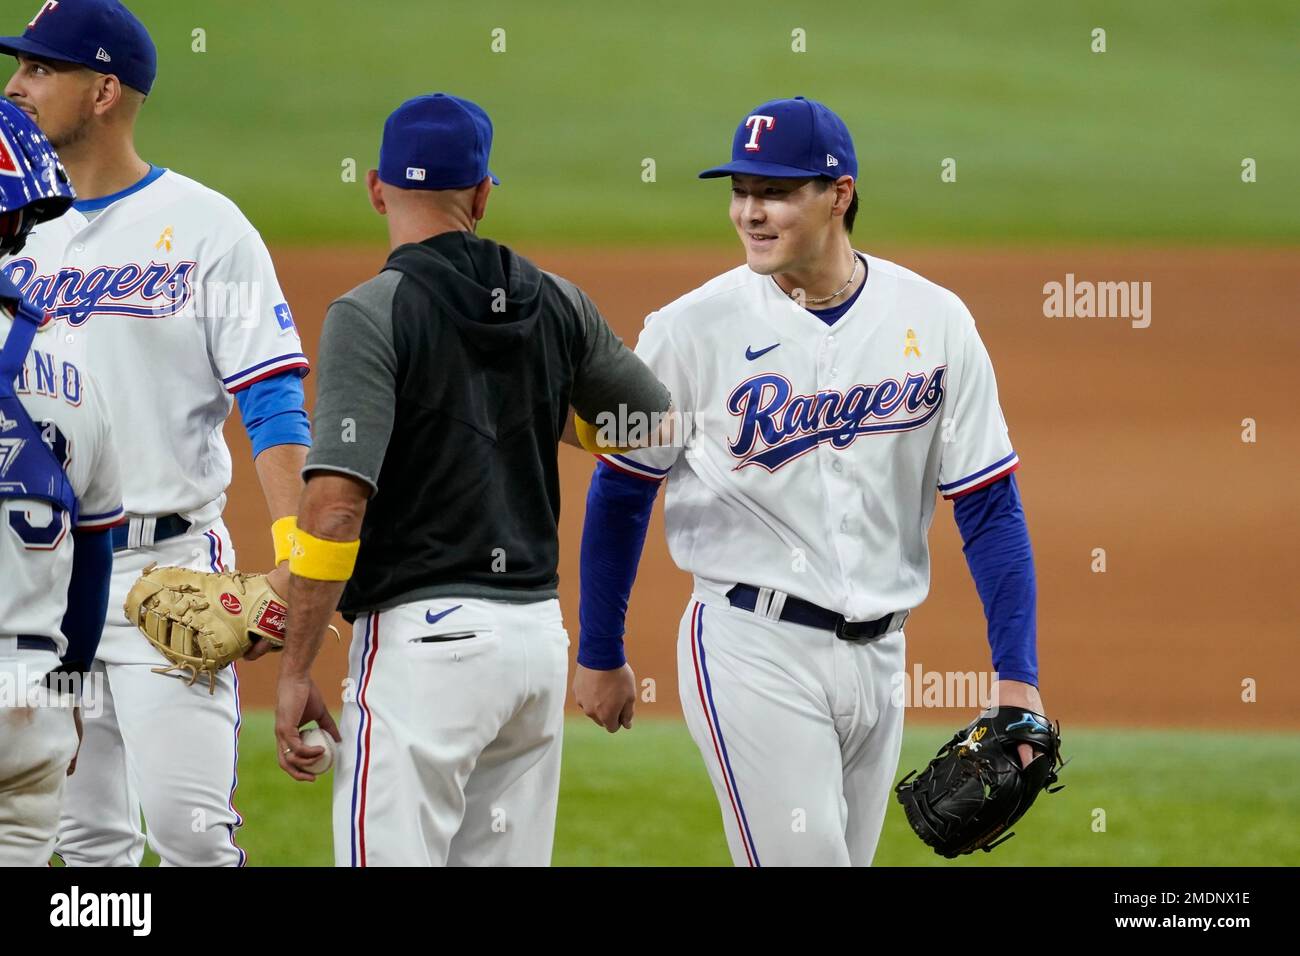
[0,0,318,866]
[575,96,1054,866]
[0,97,123,867]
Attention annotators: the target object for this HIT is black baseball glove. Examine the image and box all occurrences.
[894,707,1065,858]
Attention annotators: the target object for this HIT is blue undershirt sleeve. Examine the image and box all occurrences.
[234,371,312,458]
[951,472,1039,686]
[60,528,113,673]
[578,461,662,670]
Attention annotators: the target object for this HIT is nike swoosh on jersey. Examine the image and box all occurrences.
[425,605,463,625]
[745,343,780,361]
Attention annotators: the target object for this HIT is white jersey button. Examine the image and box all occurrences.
[832,459,844,473]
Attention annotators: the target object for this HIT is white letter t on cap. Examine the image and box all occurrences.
[743,115,776,151]
[28,1,60,28]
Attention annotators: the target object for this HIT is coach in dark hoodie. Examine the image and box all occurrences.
[273,94,671,866]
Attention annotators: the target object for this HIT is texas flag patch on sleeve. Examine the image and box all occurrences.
[274,303,297,335]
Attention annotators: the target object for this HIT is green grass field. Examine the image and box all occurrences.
[83,0,1300,245]
[171,714,1300,867]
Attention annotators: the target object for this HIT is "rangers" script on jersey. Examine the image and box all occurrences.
[3,257,197,324]
[727,366,947,470]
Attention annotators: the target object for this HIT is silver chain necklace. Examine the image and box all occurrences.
[775,254,860,305]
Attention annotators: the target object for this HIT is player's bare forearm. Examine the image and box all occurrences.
[560,409,583,449]
[254,443,308,524]
[254,444,308,602]
[282,577,346,679]
[280,474,369,679]
[994,679,1044,715]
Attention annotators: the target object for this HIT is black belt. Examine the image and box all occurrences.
[15,635,58,654]
[110,514,192,552]
[726,584,904,642]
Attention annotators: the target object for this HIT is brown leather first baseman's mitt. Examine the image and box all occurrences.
[124,564,287,692]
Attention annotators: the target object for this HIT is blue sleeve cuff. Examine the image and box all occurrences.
[578,461,660,670]
[235,370,312,457]
[61,528,113,671]
[952,472,1038,685]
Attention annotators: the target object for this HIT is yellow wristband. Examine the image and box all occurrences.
[272,516,297,565]
[574,413,633,455]
[288,527,360,581]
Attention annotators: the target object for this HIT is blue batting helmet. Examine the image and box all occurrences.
[0,99,75,255]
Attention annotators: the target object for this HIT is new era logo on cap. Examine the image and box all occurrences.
[826,154,838,167]
[95,46,110,62]
[405,167,427,182]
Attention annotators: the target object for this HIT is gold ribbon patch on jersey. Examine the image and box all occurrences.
[903,328,921,358]
[155,226,174,252]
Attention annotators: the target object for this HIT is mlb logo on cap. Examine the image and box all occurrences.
[700,96,858,181]
[379,93,500,191]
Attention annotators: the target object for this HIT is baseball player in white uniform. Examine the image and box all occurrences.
[0,0,320,866]
[575,97,1047,866]
[0,97,123,867]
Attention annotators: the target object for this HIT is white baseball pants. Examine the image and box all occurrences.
[57,519,246,867]
[677,596,906,866]
[333,597,569,867]
[0,651,79,867]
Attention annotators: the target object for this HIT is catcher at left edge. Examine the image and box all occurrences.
[124,564,288,692]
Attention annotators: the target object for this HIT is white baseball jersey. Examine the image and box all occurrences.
[0,167,307,517]
[0,314,122,659]
[599,252,1018,622]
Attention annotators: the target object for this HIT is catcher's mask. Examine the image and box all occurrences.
[0,99,75,257]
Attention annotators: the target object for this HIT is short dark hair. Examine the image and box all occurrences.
[814,178,858,233]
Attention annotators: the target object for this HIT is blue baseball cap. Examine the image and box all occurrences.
[699,96,857,181]
[379,93,500,191]
[0,0,156,95]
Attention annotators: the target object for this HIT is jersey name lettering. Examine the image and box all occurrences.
[12,349,83,407]
[727,366,946,471]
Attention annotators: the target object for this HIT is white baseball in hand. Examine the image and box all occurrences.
[299,726,336,774]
